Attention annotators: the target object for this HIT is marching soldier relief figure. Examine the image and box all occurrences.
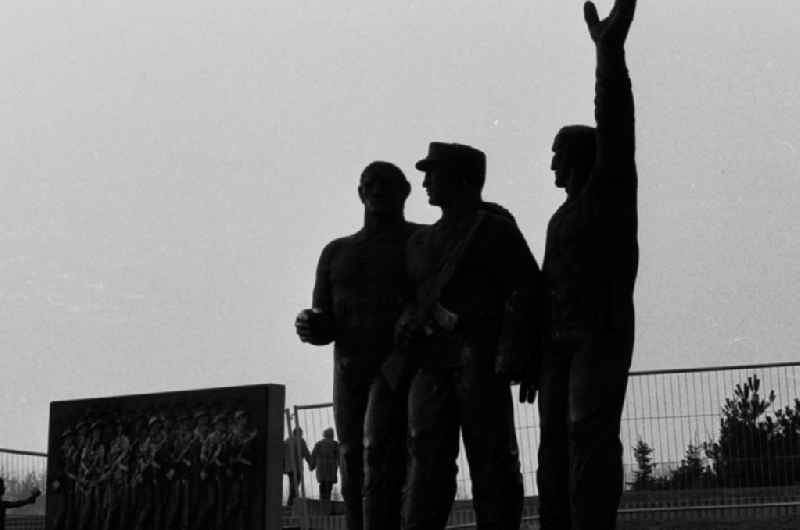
[164,412,194,530]
[398,143,541,530]
[101,418,131,530]
[536,1,639,529]
[50,428,77,530]
[295,161,423,530]
[79,420,106,530]
[228,410,257,530]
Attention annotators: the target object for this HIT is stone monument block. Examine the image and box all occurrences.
[45,384,285,530]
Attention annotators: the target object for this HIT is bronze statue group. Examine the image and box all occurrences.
[295,1,639,529]
[48,405,258,530]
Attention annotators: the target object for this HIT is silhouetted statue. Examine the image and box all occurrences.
[536,1,639,529]
[295,161,423,530]
[397,142,541,529]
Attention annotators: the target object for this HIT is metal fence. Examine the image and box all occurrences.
[290,361,800,512]
[0,448,47,501]
[3,361,799,528]
[0,449,47,530]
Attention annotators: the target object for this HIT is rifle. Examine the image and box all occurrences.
[381,211,486,390]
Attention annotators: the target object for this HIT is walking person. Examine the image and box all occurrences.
[283,427,311,506]
[310,428,340,501]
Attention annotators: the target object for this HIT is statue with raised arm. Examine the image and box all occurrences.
[295,161,423,530]
[536,1,639,529]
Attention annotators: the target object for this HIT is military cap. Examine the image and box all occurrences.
[415,142,486,185]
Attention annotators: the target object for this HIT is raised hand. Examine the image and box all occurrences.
[584,0,637,49]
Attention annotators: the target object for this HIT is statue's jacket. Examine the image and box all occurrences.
[407,209,540,370]
[543,53,639,343]
[313,221,423,387]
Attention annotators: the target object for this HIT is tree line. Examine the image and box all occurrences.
[631,374,800,490]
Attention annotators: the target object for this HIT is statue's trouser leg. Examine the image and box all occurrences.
[403,369,460,530]
[537,349,572,530]
[458,350,523,530]
[568,331,632,530]
[538,331,633,530]
[333,371,370,530]
[363,375,407,530]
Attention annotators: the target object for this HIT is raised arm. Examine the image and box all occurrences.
[585,0,637,182]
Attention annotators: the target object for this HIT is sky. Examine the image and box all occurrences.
[1,1,799,452]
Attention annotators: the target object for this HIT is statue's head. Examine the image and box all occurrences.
[358,161,410,216]
[416,142,485,207]
[551,125,596,196]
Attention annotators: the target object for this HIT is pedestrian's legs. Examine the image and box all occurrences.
[363,375,407,530]
[536,347,572,530]
[319,482,333,501]
[287,473,297,506]
[403,369,459,530]
[568,331,633,530]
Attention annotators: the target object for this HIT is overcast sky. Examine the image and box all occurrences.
[1,1,798,451]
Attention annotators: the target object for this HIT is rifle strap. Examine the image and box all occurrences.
[421,210,487,305]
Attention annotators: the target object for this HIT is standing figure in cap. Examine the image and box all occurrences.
[536,1,639,529]
[50,428,78,530]
[100,418,131,530]
[77,419,106,530]
[398,142,541,529]
[163,412,194,530]
[295,161,424,530]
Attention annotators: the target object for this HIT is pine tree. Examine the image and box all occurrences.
[631,439,656,490]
